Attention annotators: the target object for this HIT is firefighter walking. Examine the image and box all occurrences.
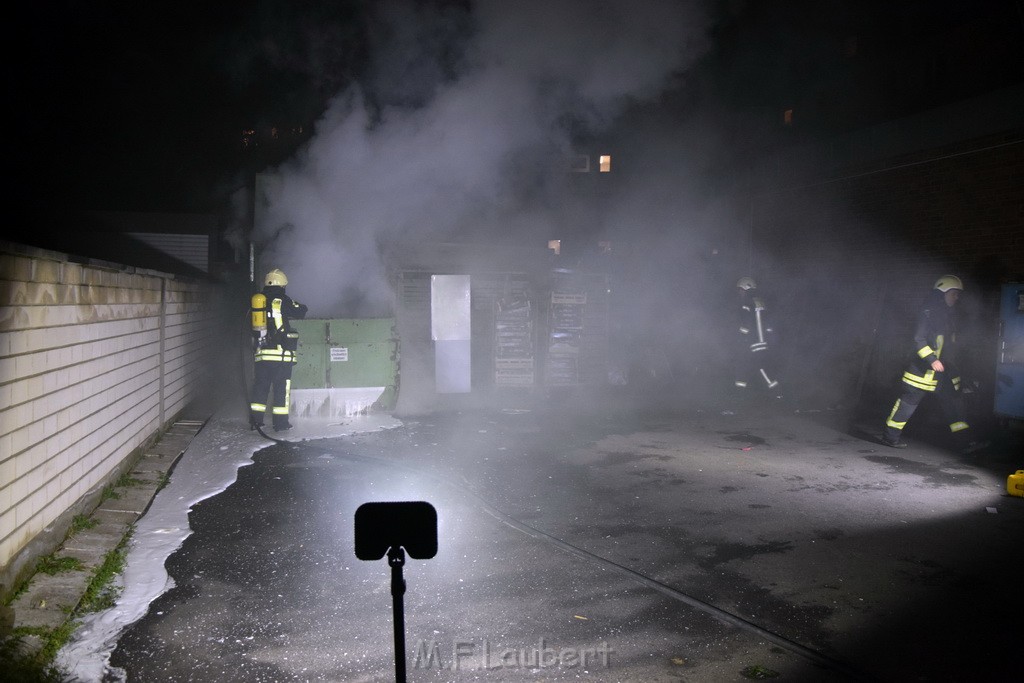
[250,268,308,432]
[733,277,782,399]
[881,275,987,453]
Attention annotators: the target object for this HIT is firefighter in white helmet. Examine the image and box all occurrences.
[250,268,308,432]
[732,276,782,401]
[880,275,987,453]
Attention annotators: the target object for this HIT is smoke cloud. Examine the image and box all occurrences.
[253,0,713,317]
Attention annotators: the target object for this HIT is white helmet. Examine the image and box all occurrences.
[264,269,288,287]
[736,276,756,290]
[933,275,962,292]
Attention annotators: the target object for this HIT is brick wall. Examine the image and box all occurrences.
[0,241,219,594]
[743,130,1024,413]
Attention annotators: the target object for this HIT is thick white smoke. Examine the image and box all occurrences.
[253,0,712,316]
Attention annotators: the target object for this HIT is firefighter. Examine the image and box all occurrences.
[733,277,781,398]
[250,268,308,431]
[881,275,987,453]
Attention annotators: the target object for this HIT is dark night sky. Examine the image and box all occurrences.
[12,1,369,212]
[10,1,1024,214]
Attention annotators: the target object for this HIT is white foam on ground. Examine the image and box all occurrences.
[55,409,401,682]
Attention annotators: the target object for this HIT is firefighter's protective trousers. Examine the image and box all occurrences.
[883,374,968,444]
[250,357,294,429]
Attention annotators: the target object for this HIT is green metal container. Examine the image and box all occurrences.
[291,318,398,410]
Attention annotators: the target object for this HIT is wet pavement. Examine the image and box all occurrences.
[99,395,1023,682]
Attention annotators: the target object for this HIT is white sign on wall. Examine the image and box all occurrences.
[330,347,349,362]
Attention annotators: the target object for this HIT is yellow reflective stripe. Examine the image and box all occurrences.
[271,380,292,415]
[902,371,936,391]
[250,402,267,412]
[935,334,944,358]
[886,400,906,429]
[951,376,961,389]
[271,298,284,331]
[917,345,935,359]
[255,348,295,361]
[949,421,969,433]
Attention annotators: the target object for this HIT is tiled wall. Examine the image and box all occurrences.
[0,241,217,586]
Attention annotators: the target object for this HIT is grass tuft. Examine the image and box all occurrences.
[741,664,780,679]
[1,627,72,682]
[67,515,98,538]
[78,529,132,614]
[1,528,136,681]
[35,556,83,576]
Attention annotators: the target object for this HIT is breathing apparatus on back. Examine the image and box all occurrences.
[251,292,268,345]
[250,269,290,349]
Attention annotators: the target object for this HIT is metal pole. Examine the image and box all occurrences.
[388,546,407,683]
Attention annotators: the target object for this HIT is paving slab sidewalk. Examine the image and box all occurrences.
[4,420,205,654]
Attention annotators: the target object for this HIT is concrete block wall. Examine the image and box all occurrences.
[0,241,217,592]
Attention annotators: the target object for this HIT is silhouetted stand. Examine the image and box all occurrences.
[354,501,436,682]
[388,546,407,683]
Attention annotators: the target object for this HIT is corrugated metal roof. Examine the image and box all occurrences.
[127,233,209,273]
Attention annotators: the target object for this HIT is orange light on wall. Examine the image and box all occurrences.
[599,155,612,172]
[547,239,561,255]
[783,109,794,125]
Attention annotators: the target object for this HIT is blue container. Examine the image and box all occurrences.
[995,283,1024,419]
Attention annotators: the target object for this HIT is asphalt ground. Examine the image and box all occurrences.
[104,394,1023,682]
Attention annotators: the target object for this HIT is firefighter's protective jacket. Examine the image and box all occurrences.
[254,285,308,363]
[738,292,773,353]
[901,290,960,392]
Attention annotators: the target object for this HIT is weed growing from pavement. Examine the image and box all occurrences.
[741,663,780,679]
[0,631,69,683]
[1,526,135,681]
[1,467,150,679]
[100,474,144,502]
[99,484,120,502]
[35,556,83,576]
[115,474,144,488]
[78,529,131,613]
[67,514,98,537]
[155,470,171,492]
[13,620,79,669]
